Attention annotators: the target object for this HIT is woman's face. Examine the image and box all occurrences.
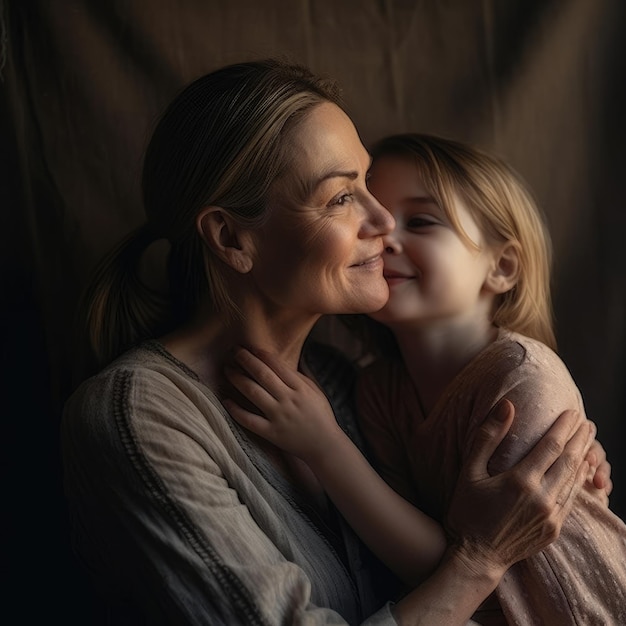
[248,102,394,317]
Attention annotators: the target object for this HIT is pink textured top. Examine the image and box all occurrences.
[357,329,626,625]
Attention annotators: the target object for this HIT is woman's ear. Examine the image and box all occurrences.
[484,241,521,294]
[196,207,254,274]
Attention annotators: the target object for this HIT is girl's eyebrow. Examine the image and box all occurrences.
[408,195,438,204]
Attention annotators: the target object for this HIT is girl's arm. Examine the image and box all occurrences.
[223,347,595,590]
[224,348,447,585]
[225,347,594,624]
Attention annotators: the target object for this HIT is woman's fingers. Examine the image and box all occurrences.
[545,418,592,513]
[446,404,595,572]
[585,431,613,495]
[463,399,515,482]
[515,409,583,480]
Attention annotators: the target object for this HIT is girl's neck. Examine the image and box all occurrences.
[390,318,499,416]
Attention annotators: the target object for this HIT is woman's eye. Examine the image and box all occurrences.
[330,193,354,207]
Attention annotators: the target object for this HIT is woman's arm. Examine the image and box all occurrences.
[392,401,592,625]
[225,348,593,624]
[224,347,593,589]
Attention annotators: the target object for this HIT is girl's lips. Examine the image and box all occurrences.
[384,272,413,285]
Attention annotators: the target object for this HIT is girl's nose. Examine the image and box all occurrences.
[383,233,401,254]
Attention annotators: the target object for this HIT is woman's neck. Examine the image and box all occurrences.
[160,304,328,510]
[389,317,499,416]
[160,304,319,388]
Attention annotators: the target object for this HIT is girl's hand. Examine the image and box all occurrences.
[445,399,592,574]
[223,347,345,462]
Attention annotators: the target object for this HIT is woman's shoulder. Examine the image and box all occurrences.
[67,341,197,400]
[62,341,217,442]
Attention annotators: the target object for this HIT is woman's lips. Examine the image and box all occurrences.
[350,254,384,270]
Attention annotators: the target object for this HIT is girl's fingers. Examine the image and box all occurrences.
[224,365,277,410]
[222,398,272,438]
[247,349,301,388]
[232,348,298,398]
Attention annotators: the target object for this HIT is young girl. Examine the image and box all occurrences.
[224,133,625,624]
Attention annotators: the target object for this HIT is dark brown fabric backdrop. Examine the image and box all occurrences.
[3,1,624,622]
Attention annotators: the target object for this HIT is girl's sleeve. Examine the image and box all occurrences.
[355,361,419,505]
[465,339,585,475]
[464,338,626,624]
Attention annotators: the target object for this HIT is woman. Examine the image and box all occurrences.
[62,59,605,625]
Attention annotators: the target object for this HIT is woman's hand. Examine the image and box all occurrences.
[585,430,613,503]
[223,347,345,462]
[445,399,593,575]
[391,402,592,626]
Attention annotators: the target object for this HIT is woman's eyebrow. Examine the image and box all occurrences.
[299,169,359,201]
[314,169,359,187]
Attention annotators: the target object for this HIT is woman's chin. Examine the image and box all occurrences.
[359,289,390,314]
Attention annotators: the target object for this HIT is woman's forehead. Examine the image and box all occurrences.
[280,103,370,201]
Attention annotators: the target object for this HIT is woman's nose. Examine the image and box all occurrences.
[362,195,395,237]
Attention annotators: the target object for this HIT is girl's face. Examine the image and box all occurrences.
[366,155,499,330]
[248,103,395,319]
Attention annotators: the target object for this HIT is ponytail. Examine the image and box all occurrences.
[77,224,172,375]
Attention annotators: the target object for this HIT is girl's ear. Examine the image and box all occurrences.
[196,207,254,274]
[484,241,521,294]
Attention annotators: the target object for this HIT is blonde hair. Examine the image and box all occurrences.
[78,59,342,373]
[370,133,556,350]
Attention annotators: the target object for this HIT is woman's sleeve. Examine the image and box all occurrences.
[62,367,397,625]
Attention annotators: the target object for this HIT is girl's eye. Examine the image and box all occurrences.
[407,216,437,228]
[329,193,354,207]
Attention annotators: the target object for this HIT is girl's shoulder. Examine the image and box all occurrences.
[479,328,569,381]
